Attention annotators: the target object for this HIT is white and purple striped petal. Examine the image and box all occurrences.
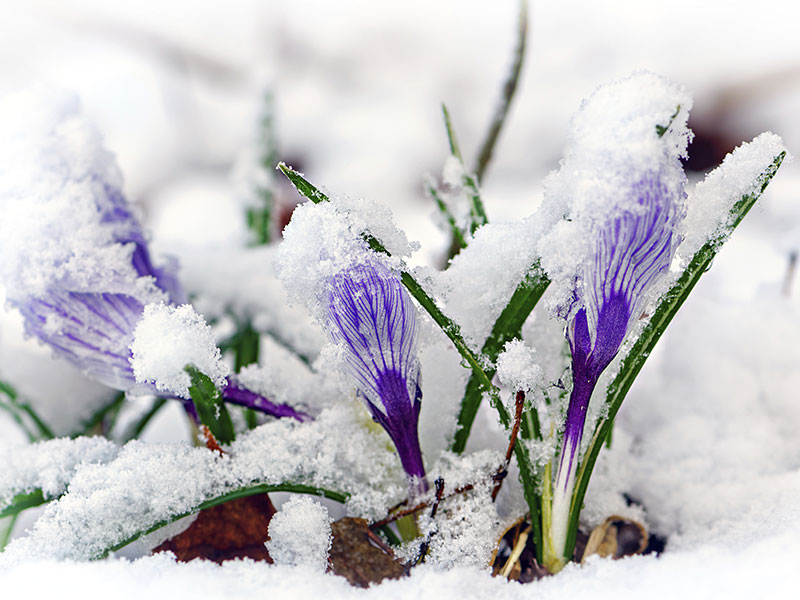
[327,262,427,493]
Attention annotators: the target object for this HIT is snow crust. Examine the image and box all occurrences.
[266,495,332,571]
[129,303,228,398]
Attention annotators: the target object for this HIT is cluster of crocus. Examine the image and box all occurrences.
[539,73,690,570]
[0,89,305,423]
[326,262,429,498]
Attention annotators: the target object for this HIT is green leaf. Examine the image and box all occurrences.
[76,392,125,438]
[441,104,487,236]
[0,489,47,519]
[103,482,349,557]
[473,0,528,182]
[247,91,278,245]
[120,398,168,443]
[656,104,681,138]
[231,320,261,372]
[450,264,549,454]
[186,366,236,445]
[0,381,55,441]
[0,513,18,550]
[563,150,787,561]
[426,180,468,250]
[277,162,329,204]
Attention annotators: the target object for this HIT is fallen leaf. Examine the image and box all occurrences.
[329,518,407,588]
[154,494,276,563]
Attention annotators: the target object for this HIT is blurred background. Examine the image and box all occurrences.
[0,0,797,239]
[0,0,798,442]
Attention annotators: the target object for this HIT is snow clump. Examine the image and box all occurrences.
[267,495,333,571]
[129,302,228,398]
[495,339,542,393]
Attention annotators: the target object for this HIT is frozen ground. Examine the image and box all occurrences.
[2,0,800,597]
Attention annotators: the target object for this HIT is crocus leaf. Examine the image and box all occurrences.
[0,381,55,441]
[186,366,236,445]
[441,104,487,235]
[246,91,277,245]
[0,489,47,519]
[473,0,528,182]
[426,179,468,250]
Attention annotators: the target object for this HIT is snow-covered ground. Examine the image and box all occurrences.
[2,0,800,597]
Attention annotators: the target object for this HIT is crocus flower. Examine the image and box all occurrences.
[0,89,305,422]
[539,73,691,569]
[550,172,683,561]
[327,262,428,498]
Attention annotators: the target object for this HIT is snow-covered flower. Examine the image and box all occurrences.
[538,73,691,569]
[0,88,305,421]
[327,261,428,497]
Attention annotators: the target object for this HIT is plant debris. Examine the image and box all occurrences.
[328,517,407,588]
[153,494,276,563]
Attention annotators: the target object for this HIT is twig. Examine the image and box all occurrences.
[370,482,475,529]
[416,478,446,564]
[372,393,526,528]
[473,0,529,182]
[365,527,398,559]
[491,390,526,501]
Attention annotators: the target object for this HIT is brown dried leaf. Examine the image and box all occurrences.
[582,515,648,562]
[328,518,407,588]
[154,494,276,563]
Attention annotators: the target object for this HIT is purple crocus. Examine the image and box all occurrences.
[551,173,683,542]
[327,262,428,498]
[538,73,691,569]
[0,89,305,423]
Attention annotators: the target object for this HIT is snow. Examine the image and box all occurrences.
[679,132,790,261]
[0,404,405,564]
[0,87,164,305]
[129,302,228,398]
[0,437,118,506]
[267,495,332,572]
[495,340,542,394]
